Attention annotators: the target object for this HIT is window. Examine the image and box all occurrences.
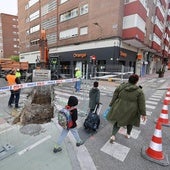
[41,0,57,16]
[12,25,17,28]
[30,10,39,21]
[60,8,78,22]
[30,25,40,34]
[59,27,78,39]
[60,0,69,4]
[80,27,88,35]
[47,33,57,44]
[41,17,57,29]
[30,39,40,46]
[28,0,39,8]
[80,4,88,15]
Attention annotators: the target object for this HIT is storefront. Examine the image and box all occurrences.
[49,46,137,78]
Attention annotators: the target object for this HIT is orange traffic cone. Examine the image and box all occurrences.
[157,99,170,126]
[141,121,169,166]
[165,91,170,104]
[146,122,164,160]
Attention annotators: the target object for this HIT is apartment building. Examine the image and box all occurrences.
[18,0,170,77]
[0,13,19,58]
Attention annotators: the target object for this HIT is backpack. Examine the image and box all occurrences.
[58,106,75,129]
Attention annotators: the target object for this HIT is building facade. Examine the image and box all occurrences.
[18,0,170,78]
[0,13,19,58]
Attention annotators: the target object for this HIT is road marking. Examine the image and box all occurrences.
[18,135,51,156]
[0,126,14,134]
[67,128,97,170]
[146,105,156,109]
[149,98,161,101]
[100,141,130,162]
[146,100,158,105]
[146,111,152,116]
[118,127,141,139]
[151,95,163,98]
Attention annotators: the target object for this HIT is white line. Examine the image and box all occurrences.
[0,126,14,134]
[149,98,161,101]
[146,111,152,116]
[146,105,156,109]
[151,95,162,98]
[146,100,158,105]
[18,135,51,156]
[101,141,130,162]
[67,128,97,170]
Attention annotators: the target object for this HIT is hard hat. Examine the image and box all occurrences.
[75,67,79,70]
[17,68,20,71]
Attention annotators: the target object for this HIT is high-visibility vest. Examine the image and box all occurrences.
[15,71,21,78]
[6,74,20,91]
[75,70,82,79]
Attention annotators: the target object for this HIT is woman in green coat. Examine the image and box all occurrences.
[106,74,147,143]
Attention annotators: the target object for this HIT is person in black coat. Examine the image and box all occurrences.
[53,96,84,153]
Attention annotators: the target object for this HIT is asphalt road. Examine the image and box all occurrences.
[0,73,170,170]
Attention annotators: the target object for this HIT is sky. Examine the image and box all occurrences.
[0,0,18,15]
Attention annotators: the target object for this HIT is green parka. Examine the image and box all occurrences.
[89,87,100,110]
[106,82,146,127]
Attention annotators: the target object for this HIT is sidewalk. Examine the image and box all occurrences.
[97,70,170,89]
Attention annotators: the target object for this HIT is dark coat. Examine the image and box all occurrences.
[89,87,100,110]
[67,96,78,128]
[106,82,146,127]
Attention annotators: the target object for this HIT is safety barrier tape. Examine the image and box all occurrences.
[0,78,77,92]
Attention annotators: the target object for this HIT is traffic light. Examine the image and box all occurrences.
[90,55,96,64]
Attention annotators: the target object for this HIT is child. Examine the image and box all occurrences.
[53,96,84,153]
[89,81,100,112]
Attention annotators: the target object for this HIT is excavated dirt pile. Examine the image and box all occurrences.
[13,86,54,125]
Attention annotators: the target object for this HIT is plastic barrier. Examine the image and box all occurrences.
[0,78,77,92]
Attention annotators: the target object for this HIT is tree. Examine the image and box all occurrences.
[10,55,19,62]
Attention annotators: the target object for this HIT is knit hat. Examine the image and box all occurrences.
[67,96,78,107]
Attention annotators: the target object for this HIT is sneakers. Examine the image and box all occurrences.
[53,146,62,153]
[125,134,131,139]
[76,141,84,147]
[109,135,115,144]
[15,106,21,109]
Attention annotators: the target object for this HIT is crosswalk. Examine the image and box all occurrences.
[101,90,165,162]
[53,83,166,162]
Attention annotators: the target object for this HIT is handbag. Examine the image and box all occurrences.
[102,107,110,120]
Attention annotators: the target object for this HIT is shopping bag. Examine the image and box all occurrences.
[102,107,110,120]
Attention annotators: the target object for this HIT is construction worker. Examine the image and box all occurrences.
[15,68,21,79]
[74,67,82,92]
[5,70,21,108]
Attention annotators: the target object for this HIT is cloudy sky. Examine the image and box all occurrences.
[0,0,18,15]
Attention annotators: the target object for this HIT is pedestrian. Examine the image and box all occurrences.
[106,74,147,143]
[53,96,84,153]
[89,81,100,112]
[5,70,21,108]
[74,67,82,92]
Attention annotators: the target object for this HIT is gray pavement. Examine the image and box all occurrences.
[0,70,170,170]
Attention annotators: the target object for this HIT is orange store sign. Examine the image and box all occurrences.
[73,53,87,58]
[120,51,127,57]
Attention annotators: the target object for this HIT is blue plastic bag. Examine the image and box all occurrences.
[102,107,110,120]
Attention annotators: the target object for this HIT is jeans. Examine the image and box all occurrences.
[112,122,133,136]
[74,80,81,92]
[57,127,82,146]
[8,90,20,107]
